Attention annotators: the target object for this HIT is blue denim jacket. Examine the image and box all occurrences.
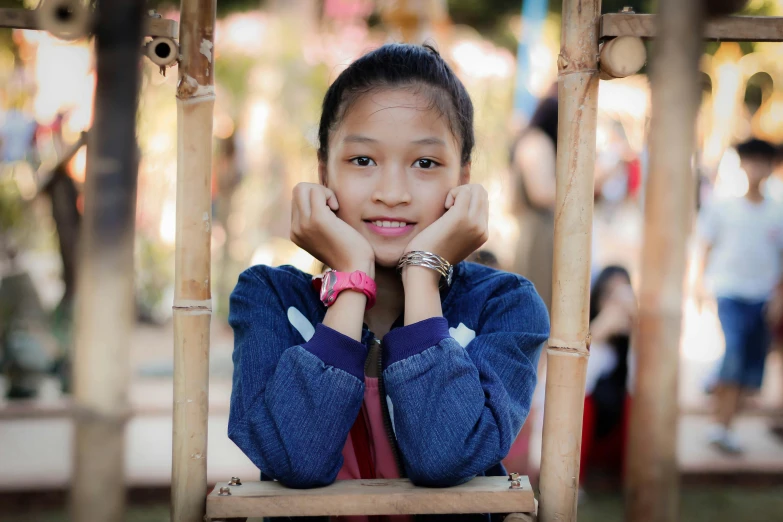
[228,261,548,516]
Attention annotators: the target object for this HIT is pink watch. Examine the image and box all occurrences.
[312,269,377,310]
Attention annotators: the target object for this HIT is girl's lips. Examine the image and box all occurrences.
[365,221,415,237]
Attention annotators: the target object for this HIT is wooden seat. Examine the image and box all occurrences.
[206,476,535,520]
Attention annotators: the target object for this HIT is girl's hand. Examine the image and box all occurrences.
[591,303,634,342]
[404,184,489,265]
[290,183,374,275]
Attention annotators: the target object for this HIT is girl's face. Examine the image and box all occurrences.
[321,87,469,268]
[598,273,634,311]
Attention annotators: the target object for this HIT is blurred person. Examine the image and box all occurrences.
[769,148,783,440]
[0,95,37,165]
[0,244,54,399]
[594,120,633,211]
[509,91,557,311]
[768,281,783,440]
[228,44,549,522]
[466,248,500,269]
[696,138,783,454]
[580,265,635,490]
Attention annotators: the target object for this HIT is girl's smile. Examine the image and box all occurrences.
[364,217,416,237]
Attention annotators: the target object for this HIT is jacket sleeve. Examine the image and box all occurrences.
[381,278,549,487]
[227,267,367,488]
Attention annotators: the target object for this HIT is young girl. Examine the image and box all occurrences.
[228,43,549,521]
[580,266,635,488]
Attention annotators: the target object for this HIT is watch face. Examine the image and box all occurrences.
[321,270,337,304]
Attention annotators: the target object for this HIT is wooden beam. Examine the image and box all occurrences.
[601,13,783,42]
[171,1,216,521]
[0,8,178,38]
[538,0,598,521]
[0,7,35,29]
[69,1,145,521]
[625,1,704,522]
[205,477,536,519]
[146,17,179,39]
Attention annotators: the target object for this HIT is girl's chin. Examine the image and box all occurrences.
[372,248,406,270]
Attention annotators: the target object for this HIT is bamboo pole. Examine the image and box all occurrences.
[538,1,600,521]
[70,2,145,521]
[171,1,216,521]
[625,1,704,521]
[0,8,178,38]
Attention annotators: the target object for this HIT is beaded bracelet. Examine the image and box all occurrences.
[397,251,454,286]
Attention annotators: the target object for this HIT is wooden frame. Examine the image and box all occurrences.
[171,1,216,521]
[0,8,178,38]
[29,1,779,521]
[69,2,146,521]
[537,1,599,521]
[206,477,535,519]
[625,1,705,521]
[601,13,783,42]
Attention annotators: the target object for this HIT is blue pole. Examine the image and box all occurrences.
[514,0,550,120]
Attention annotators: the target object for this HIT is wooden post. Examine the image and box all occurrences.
[70,2,145,521]
[538,1,600,521]
[625,1,704,522]
[171,1,216,521]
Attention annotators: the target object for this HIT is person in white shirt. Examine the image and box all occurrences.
[697,138,783,454]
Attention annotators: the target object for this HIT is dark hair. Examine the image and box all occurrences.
[736,138,776,161]
[317,43,474,166]
[589,265,631,322]
[528,95,558,149]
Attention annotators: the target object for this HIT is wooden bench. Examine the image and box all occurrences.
[205,476,536,521]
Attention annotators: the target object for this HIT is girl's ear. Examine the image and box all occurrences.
[318,161,328,186]
[459,162,471,185]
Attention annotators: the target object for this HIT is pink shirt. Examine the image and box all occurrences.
[334,377,412,522]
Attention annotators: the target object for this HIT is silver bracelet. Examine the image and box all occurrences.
[397,251,453,286]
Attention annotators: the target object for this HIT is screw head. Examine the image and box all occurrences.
[507,472,520,481]
[509,479,522,489]
[229,477,242,486]
[218,486,231,496]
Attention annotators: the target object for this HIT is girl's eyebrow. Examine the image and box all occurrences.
[411,137,446,146]
[343,134,377,144]
[343,135,445,146]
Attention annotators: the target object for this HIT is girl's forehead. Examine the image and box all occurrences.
[335,88,456,145]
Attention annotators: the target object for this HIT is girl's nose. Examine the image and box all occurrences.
[372,167,412,206]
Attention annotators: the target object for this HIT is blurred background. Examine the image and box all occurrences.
[0,0,782,520]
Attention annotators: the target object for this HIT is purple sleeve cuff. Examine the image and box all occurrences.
[301,324,368,380]
[382,317,451,369]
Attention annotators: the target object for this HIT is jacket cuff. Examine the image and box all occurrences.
[382,317,450,369]
[302,324,368,380]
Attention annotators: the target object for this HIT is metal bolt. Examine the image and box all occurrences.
[508,472,520,481]
[229,477,242,486]
[621,6,635,13]
[509,479,522,490]
[218,486,231,496]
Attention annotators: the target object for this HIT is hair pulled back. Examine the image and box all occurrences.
[318,43,475,166]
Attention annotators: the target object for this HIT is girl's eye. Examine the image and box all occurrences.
[414,158,439,169]
[350,157,376,167]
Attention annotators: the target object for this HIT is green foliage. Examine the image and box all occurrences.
[214,54,255,104]
[148,0,266,17]
[0,173,33,252]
